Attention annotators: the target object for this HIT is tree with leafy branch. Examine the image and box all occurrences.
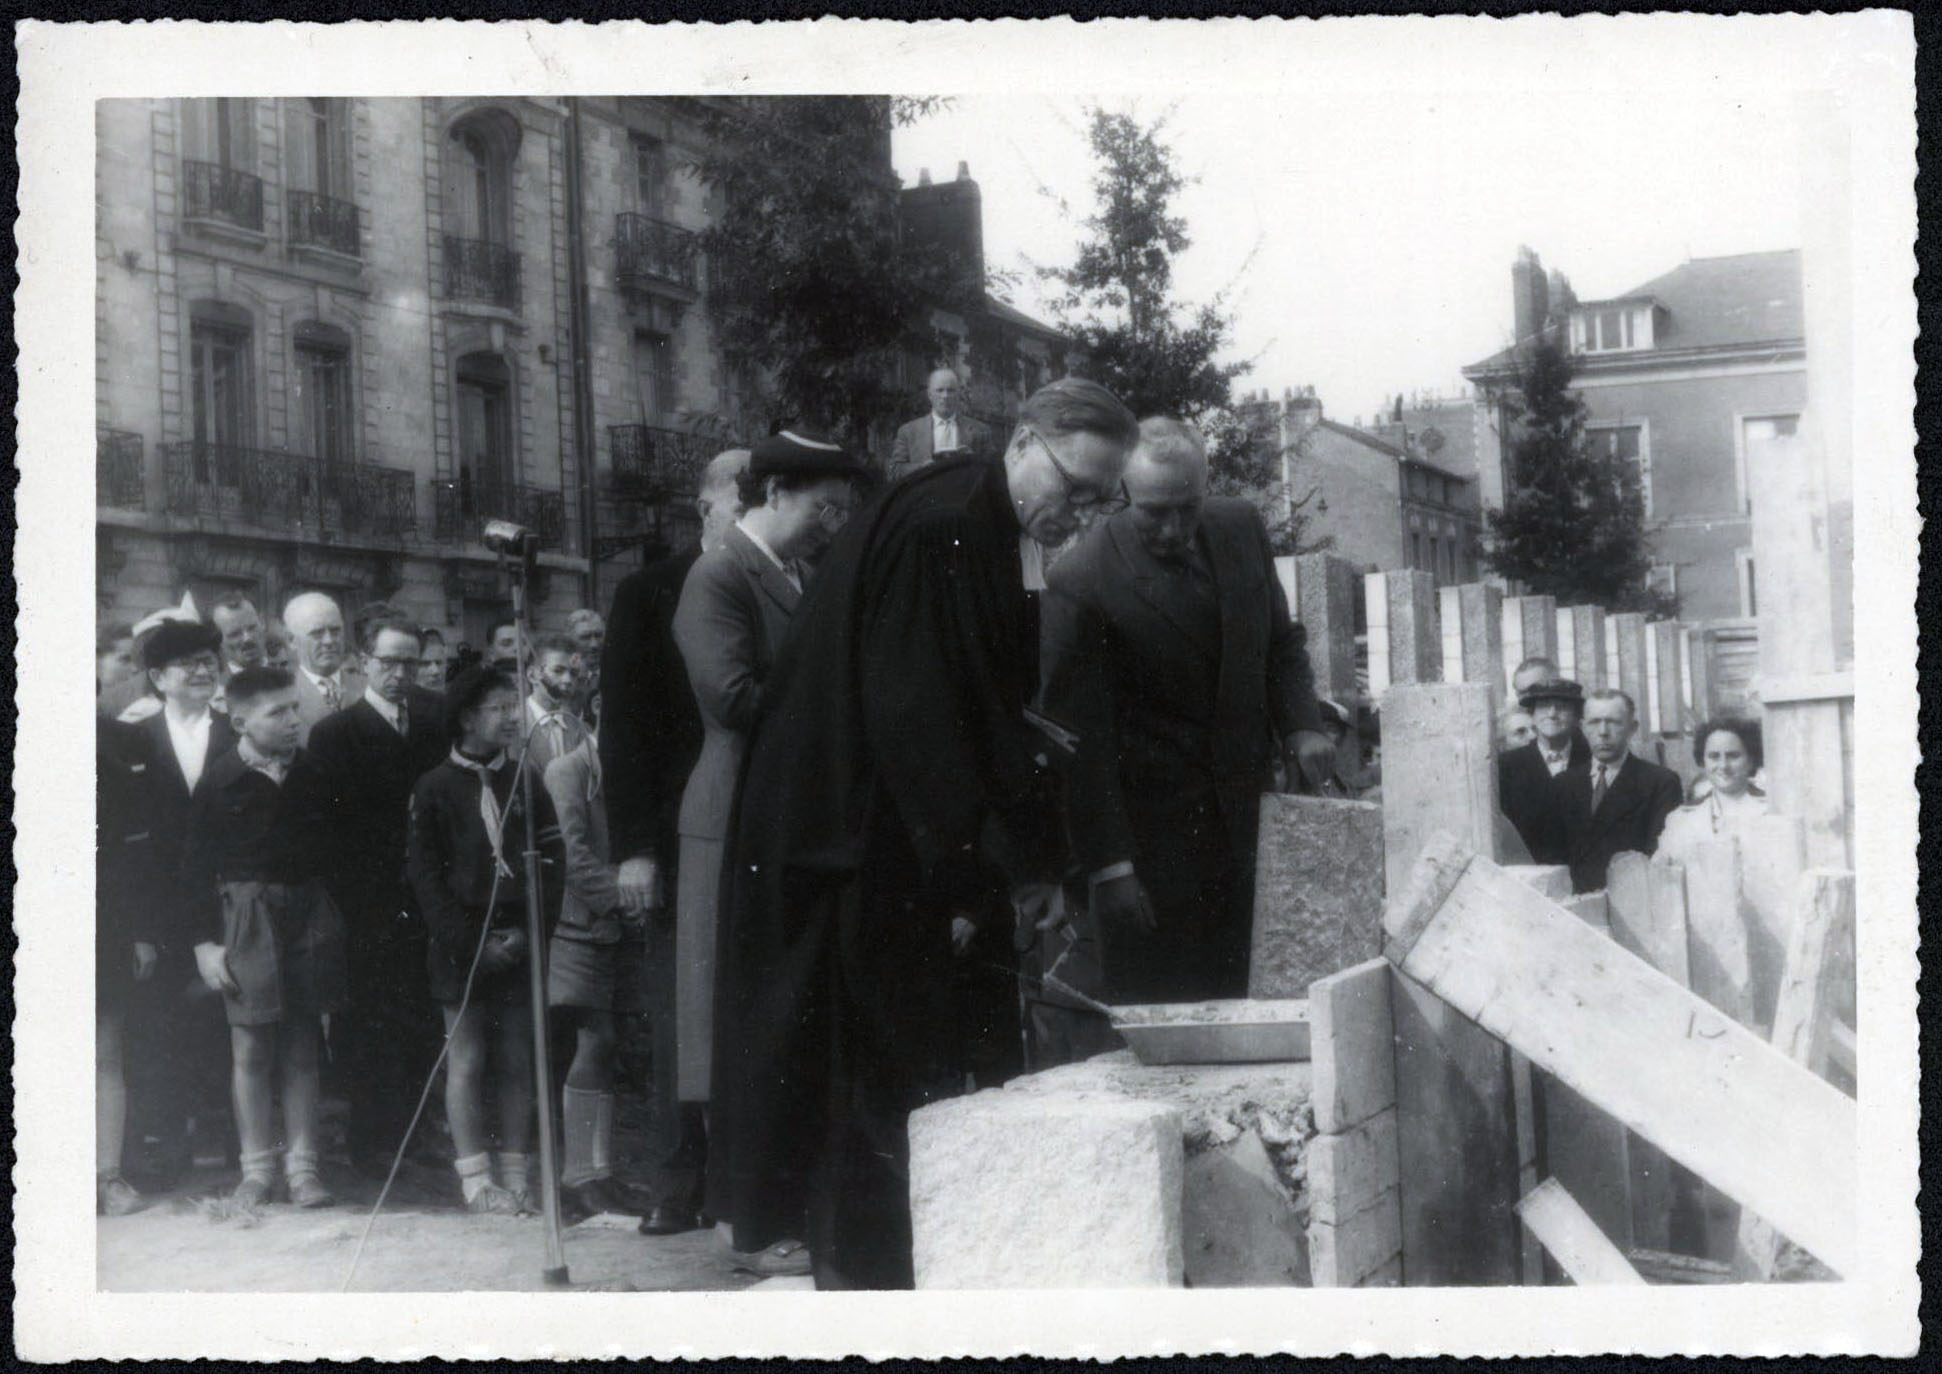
[1484,338,1671,614]
[1041,106,1329,552]
[685,96,952,450]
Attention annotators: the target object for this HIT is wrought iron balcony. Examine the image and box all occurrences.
[97,429,146,509]
[432,477,565,549]
[287,189,360,257]
[615,214,700,296]
[609,423,708,498]
[181,160,264,233]
[442,235,520,309]
[160,441,416,539]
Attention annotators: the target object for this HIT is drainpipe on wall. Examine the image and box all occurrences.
[565,97,601,610]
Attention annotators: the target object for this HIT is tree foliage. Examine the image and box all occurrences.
[1041,107,1332,547]
[687,97,949,447]
[1484,339,1670,614]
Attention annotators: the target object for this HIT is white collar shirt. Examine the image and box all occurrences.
[932,412,959,453]
[302,665,347,710]
[738,520,803,594]
[363,685,407,735]
[164,706,213,792]
[1538,740,1574,776]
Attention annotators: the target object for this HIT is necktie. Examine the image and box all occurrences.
[395,704,409,738]
[449,750,515,878]
[1591,766,1609,813]
[321,676,340,712]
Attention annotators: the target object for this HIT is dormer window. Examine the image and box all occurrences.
[1572,301,1656,354]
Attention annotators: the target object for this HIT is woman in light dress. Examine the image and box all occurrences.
[1658,717,1768,859]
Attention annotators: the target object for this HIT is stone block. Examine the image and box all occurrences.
[1249,793,1385,999]
[1502,594,1559,698]
[1385,568,1442,687]
[1310,958,1395,1134]
[1309,1105,1399,1226]
[909,1089,1184,1288]
[1295,553,1360,701]
[1378,681,1500,895]
[1565,605,1607,690]
[1183,1127,1310,1287]
[1309,1186,1402,1288]
[1440,583,1505,703]
[1609,613,1651,752]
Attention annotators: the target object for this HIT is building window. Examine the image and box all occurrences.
[190,312,253,453]
[1737,413,1801,513]
[631,331,676,420]
[1735,550,1756,617]
[288,98,350,200]
[632,135,668,217]
[1410,532,1424,571]
[455,352,515,513]
[1576,305,1654,354]
[292,324,353,465]
[183,97,256,172]
[1586,422,1649,517]
[442,111,521,308]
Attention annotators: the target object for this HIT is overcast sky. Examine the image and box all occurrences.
[893,89,1806,422]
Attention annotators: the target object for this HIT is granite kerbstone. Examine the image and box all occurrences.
[1250,793,1386,999]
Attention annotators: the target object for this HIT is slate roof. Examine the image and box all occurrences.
[1462,248,1803,378]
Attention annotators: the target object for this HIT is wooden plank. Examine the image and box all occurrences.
[1737,813,1808,1032]
[1390,967,1524,1286]
[1504,863,1572,901]
[1681,837,1756,1025]
[1561,890,1610,933]
[1539,1073,1634,1256]
[1651,621,1687,736]
[1605,852,1691,988]
[1383,835,1858,1277]
[1364,571,1392,697]
[1628,1247,1735,1285]
[1510,1053,1545,1284]
[1517,1178,1646,1285]
[1309,957,1395,1133]
[1308,1107,1400,1226]
[1309,1188,1402,1288]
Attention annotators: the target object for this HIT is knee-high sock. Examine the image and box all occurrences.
[560,1087,608,1188]
[454,1150,494,1202]
[497,1150,533,1195]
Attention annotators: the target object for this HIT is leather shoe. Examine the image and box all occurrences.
[638,1202,702,1236]
[561,1177,642,1224]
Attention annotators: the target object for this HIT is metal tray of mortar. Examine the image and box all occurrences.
[1109,999,1311,1065]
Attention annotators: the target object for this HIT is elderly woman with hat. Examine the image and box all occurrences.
[1496,676,1589,864]
[655,428,867,1246]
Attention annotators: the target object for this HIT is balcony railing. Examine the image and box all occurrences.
[615,214,700,296]
[442,235,520,310]
[181,160,265,233]
[609,423,709,498]
[160,441,416,539]
[287,189,360,257]
[98,429,146,509]
[433,477,565,549]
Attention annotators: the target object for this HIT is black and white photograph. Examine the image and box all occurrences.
[12,13,1918,1359]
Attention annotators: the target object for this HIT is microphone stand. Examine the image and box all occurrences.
[502,541,571,1287]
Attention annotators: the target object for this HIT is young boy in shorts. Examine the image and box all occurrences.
[543,734,652,1222]
[406,666,562,1213]
[182,667,345,1208]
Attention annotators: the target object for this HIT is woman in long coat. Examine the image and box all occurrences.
[663,431,862,1235]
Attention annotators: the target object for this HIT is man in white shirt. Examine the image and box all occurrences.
[283,591,365,743]
[888,368,996,480]
[523,632,591,775]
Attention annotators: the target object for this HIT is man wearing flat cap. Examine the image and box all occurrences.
[709,379,1140,1289]
[655,429,865,1237]
[1496,677,1589,865]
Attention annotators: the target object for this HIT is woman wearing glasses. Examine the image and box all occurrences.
[660,429,867,1251]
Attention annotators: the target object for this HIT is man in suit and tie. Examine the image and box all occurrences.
[598,449,750,1196]
[1041,416,1336,1003]
[113,619,238,1184]
[887,368,996,480]
[523,633,593,775]
[1496,677,1591,865]
[283,591,365,743]
[1558,688,1684,893]
[307,613,451,1176]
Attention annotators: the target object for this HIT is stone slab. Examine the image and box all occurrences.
[1295,553,1360,702]
[1250,793,1386,999]
[909,1089,1184,1288]
[1504,864,1573,901]
[1183,1127,1311,1287]
[1379,682,1501,896]
[1310,958,1396,1133]
[1309,1186,1403,1288]
[1308,1105,1399,1226]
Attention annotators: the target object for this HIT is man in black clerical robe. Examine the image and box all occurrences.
[708,378,1139,1289]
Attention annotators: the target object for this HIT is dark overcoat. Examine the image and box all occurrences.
[1039,498,1323,1001]
[600,547,704,870]
[708,455,1058,1288]
[1557,752,1685,894]
[1496,734,1589,867]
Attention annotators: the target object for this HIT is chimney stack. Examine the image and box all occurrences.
[918,167,932,186]
[1511,246,1550,346]
[956,160,971,181]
